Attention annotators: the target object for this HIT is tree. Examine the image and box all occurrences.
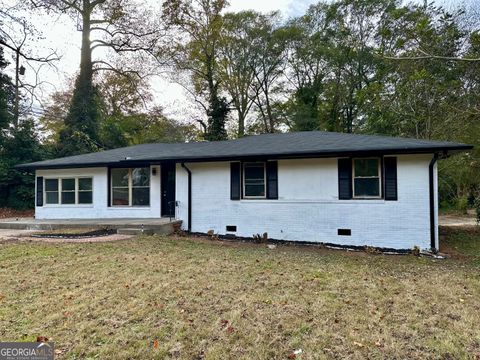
[39,72,198,150]
[218,11,259,137]
[162,0,229,140]
[283,3,330,131]
[0,1,59,127]
[0,45,45,209]
[0,119,45,209]
[0,46,14,135]
[32,0,161,155]
[248,11,288,134]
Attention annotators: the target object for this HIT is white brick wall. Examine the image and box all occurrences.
[176,155,437,250]
[35,166,161,219]
[35,154,438,250]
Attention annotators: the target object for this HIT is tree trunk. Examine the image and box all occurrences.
[13,49,19,129]
[237,109,245,137]
[80,0,93,84]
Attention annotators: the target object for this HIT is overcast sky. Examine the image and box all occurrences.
[2,0,470,121]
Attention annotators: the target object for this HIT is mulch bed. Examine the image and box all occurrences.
[0,208,34,219]
[30,229,116,239]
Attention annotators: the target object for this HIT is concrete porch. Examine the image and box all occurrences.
[0,217,182,236]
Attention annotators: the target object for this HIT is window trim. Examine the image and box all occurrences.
[242,162,267,199]
[44,177,93,205]
[61,178,76,204]
[352,157,382,199]
[111,167,151,207]
[78,177,94,204]
[44,178,59,205]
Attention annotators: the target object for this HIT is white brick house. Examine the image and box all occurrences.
[19,131,472,251]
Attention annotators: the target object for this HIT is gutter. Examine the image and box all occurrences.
[181,163,192,232]
[429,153,439,252]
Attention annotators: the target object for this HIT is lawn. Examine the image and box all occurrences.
[0,229,479,359]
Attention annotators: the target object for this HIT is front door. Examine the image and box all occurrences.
[161,163,176,217]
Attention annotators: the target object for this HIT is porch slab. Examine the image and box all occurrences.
[0,217,182,235]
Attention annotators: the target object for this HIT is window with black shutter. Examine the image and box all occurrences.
[230,161,278,200]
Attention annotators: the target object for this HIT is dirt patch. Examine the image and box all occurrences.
[30,229,116,239]
[23,233,134,243]
[0,208,34,219]
[439,214,477,227]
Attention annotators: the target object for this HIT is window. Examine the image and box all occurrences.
[45,179,59,204]
[44,177,93,205]
[243,162,266,198]
[111,168,150,206]
[353,158,381,198]
[78,178,93,204]
[61,179,75,204]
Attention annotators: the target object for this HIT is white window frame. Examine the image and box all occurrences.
[243,162,266,199]
[77,177,94,204]
[352,157,382,199]
[44,178,60,205]
[43,177,93,205]
[60,178,76,205]
[111,168,150,207]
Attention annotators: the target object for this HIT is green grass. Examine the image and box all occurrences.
[441,226,480,258]
[0,230,479,359]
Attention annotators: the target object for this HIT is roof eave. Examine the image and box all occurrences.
[17,145,473,171]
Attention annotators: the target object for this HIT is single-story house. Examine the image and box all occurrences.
[18,131,472,251]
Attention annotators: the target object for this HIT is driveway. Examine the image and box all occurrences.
[0,229,38,241]
[439,214,477,227]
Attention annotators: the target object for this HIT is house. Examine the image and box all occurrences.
[18,131,472,251]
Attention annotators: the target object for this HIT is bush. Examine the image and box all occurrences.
[455,195,469,214]
[474,197,480,225]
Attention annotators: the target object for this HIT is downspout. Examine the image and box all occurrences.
[429,153,439,252]
[181,163,192,232]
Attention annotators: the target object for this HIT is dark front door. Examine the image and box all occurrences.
[161,163,176,217]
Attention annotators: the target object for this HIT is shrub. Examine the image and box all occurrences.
[474,197,480,225]
[455,195,469,214]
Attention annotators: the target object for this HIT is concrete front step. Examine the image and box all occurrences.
[0,218,182,236]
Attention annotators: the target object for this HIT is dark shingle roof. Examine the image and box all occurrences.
[18,131,473,169]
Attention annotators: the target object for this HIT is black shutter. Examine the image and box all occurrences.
[230,162,241,200]
[266,161,278,199]
[36,176,43,207]
[338,158,352,200]
[384,157,398,201]
[107,168,112,206]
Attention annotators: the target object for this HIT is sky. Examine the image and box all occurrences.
[1,0,472,122]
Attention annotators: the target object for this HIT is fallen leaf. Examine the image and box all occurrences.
[226,326,234,334]
[36,336,48,343]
